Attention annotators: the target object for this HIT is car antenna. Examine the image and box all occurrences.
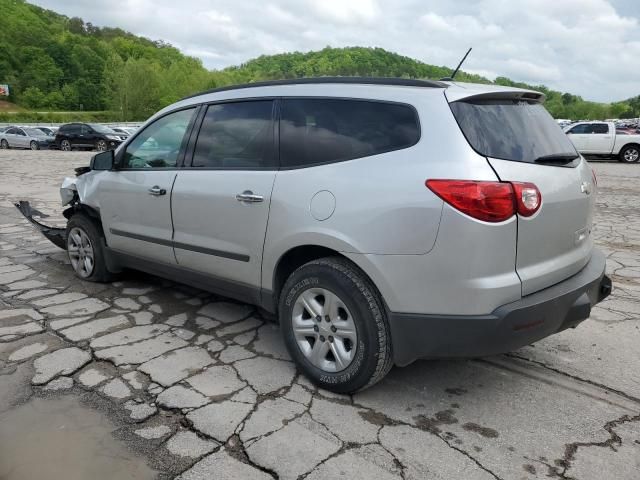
[440,47,472,81]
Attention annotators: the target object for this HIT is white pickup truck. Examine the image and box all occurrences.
[564,121,640,163]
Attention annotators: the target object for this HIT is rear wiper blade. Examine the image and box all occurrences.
[533,154,579,164]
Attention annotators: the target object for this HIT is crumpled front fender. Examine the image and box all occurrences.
[14,201,67,250]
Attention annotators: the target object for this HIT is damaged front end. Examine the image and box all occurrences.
[14,200,68,250]
[15,166,90,251]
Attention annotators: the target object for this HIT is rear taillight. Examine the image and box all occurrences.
[425,180,515,222]
[511,182,541,217]
[425,179,542,222]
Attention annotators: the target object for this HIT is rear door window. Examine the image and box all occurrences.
[591,124,609,134]
[191,101,275,169]
[450,99,578,164]
[63,125,80,135]
[280,98,420,168]
[568,124,591,134]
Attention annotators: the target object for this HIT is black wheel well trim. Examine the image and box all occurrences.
[620,143,640,152]
[267,244,387,317]
[64,203,106,239]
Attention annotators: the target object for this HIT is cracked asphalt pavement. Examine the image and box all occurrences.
[0,150,639,479]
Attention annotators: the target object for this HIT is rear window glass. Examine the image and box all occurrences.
[450,100,578,163]
[280,99,420,168]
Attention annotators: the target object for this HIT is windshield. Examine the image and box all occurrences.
[450,99,578,164]
[24,128,46,136]
[89,124,116,134]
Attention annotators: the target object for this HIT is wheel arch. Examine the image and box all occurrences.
[267,244,387,316]
[63,203,105,236]
[619,142,640,159]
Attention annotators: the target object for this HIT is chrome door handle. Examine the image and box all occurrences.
[148,186,166,196]
[236,191,264,203]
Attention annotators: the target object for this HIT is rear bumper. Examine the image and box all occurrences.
[389,249,611,366]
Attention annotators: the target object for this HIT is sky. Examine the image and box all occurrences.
[30,0,640,102]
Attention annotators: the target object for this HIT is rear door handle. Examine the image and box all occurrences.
[148,186,166,196]
[236,191,264,203]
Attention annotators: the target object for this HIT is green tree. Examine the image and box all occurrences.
[20,86,46,109]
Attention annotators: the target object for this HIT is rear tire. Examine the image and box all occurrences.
[66,214,114,282]
[60,139,71,151]
[1,139,9,149]
[279,257,393,393]
[30,141,39,150]
[619,145,640,163]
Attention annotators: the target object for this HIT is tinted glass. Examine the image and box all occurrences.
[6,128,17,135]
[15,129,26,136]
[122,108,195,169]
[450,100,577,163]
[192,101,274,169]
[568,124,591,134]
[592,124,609,134]
[61,124,79,134]
[89,124,116,134]
[280,99,420,167]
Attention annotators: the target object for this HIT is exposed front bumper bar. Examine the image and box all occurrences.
[14,201,67,250]
[389,249,611,366]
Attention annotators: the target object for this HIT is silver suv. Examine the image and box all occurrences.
[19,78,612,392]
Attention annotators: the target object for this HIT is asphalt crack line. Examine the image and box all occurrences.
[505,353,640,405]
[557,413,640,479]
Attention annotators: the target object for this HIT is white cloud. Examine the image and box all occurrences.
[309,0,381,24]
[29,0,640,101]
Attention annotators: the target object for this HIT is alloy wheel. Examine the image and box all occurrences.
[0,140,8,149]
[292,287,358,372]
[96,140,107,151]
[623,148,639,163]
[67,227,95,278]
[61,140,71,151]
[30,141,39,150]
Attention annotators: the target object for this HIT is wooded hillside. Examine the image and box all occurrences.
[1,0,637,121]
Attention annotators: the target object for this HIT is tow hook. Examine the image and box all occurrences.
[14,201,68,250]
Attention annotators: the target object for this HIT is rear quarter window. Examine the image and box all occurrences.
[280,98,420,168]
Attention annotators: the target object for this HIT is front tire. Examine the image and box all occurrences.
[1,139,9,149]
[66,215,113,282]
[279,257,392,393]
[30,141,39,150]
[619,145,640,163]
[96,139,107,151]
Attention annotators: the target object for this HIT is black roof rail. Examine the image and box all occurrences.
[179,77,448,101]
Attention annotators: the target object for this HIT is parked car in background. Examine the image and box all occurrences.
[54,123,127,151]
[19,78,611,392]
[564,121,640,162]
[35,126,57,136]
[110,127,131,138]
[0,126,55,150]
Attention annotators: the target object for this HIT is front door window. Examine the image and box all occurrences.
[122,108,195,169]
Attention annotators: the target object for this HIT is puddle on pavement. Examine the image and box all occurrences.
[0,395,158,480]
